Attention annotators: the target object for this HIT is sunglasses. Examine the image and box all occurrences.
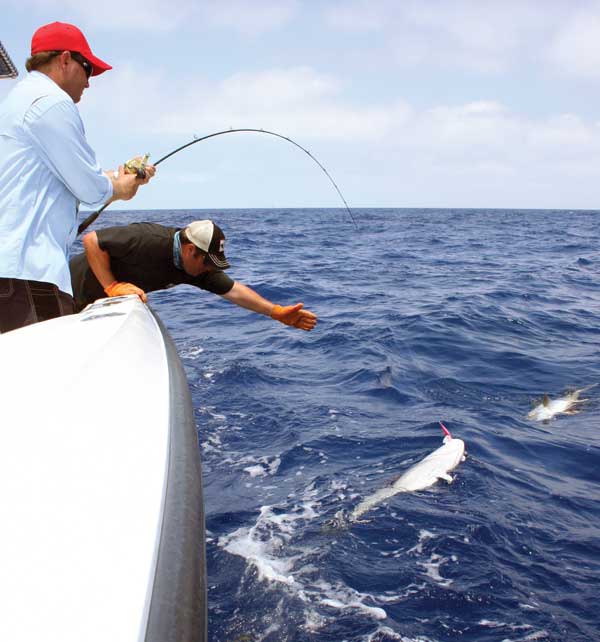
[70,52,92,79]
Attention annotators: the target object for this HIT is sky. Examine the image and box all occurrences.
[2,0,600,211]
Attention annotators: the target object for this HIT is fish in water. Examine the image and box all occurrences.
[327,423,466,529]
[526,384,596,422]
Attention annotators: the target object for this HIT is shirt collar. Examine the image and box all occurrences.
[28,70,73,101]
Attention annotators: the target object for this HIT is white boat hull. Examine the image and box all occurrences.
[0,296,206,642]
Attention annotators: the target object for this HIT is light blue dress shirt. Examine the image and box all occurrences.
[0,71,113,295]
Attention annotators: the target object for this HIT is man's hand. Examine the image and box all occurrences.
[107,162,156,202]
[104,281,148,303]
[271,303,317,331]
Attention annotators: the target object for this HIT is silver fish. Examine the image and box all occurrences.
[526,384,596,422]
[327,423,466,529]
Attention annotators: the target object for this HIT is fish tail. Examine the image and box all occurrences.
[571,383,597,400]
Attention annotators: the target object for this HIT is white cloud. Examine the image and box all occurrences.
[14,0,298,34]
[526,114,597,152]
[218,67,340,107]
[415,102,519,151]
[83,64,412,142]
[82,62,600,169]
[547,8,600,78]
[8,2,600,208]
[16,0,191,31]
[322,1,386,31]
[202,0,299,35]
[325,0,588,76]
[325,0,535,72]
[13,0,600,81]
[403,103,600,170]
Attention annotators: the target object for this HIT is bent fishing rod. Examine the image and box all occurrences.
[77,128,357,236]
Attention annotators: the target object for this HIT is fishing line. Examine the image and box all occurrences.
[77,128,357,236]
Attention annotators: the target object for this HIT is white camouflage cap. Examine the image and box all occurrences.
[185,220,230,269]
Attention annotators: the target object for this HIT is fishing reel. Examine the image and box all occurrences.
[123,153,150,179]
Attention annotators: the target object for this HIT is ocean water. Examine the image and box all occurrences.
[78,208,600,642]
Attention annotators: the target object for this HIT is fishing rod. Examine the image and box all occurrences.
[77,128,357,236]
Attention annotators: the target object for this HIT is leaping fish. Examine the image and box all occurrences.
[526,384,596,422]
[327,423,466,529]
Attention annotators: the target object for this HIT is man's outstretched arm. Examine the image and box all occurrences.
[221,282,317,331]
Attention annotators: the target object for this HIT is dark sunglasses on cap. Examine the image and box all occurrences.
[70,52,92,79]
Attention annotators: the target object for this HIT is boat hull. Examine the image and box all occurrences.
[0,296,206,642]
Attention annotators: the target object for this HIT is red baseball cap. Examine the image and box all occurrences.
[31,22,112,77]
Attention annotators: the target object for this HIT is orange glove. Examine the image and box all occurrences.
[104,281,148,303]
[271,303,317,331]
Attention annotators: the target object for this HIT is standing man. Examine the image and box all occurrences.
[70,220,318,331]
[0,22,155,333]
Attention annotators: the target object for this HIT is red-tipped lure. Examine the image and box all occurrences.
[440,421,452,438]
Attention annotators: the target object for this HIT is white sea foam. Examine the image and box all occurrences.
[407,529,436,555]
[198,408,230,455]
[376,585,425,601]
[479,620,532,629]
[242,455,282,478]
[302,609,327,632]
[479,618,549,642]
[200,442,219,454]
[244,464,267,478]
[520,632,550,641]
[207,433,222,447]
[219,504,313,585]
[301,578,386,620]
[321,596,386,620]
[219,492,392,630]
[224,527,298,585]
[180,345,204,359]
[364,626,436,641]
[519,602,539,610]
[198,405,226,422]
[417,553,454,587]
[218,477,459,634]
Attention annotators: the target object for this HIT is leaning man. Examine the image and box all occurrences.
[0,22,155,333]
[70,220,318,331]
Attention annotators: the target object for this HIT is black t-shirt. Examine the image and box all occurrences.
[70,222,234,310]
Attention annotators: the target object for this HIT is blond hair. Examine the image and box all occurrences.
[25,51,60,73]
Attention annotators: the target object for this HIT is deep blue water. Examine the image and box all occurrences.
[79,208,600,642]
